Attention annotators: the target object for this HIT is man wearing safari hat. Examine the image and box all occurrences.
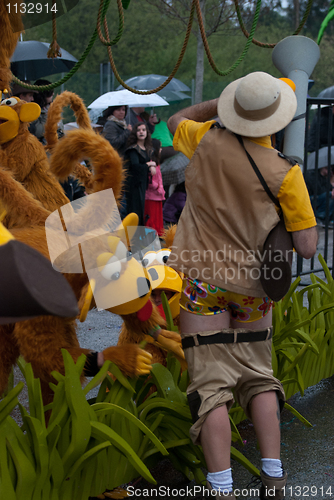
[167,72,318,499]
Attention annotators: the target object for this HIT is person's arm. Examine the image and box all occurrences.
[167,98,219,136]
[278,165,318,259]
[292,226,318,259]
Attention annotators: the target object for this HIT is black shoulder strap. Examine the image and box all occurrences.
[210,121,225,130]
[235,134,280,209]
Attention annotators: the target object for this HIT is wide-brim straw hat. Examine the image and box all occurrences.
[217,72,297,138]
[0,238,79,324]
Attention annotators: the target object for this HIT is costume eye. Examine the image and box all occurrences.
[100,255,121,281]
[142,251,157,268]
[114,240,128,262]
[156,249,171,265]
[1,97,18,106]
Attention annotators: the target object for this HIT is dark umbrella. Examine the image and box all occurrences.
[160,152,189,185]
[10,41,78,81]
[117,74,191,102]
[156,89,191,103]
[317,86,334,98]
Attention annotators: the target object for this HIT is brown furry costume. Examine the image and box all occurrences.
[44,91,95,193]
[0,127,155,406]
[0,99,70,227]
[0,0,22,93]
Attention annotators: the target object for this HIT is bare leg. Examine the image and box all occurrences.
[250,391,281,459]
[200,405,232,471]
[181,309,232,472]
[181,308,278,469]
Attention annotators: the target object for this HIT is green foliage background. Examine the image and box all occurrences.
[20,0,334,121]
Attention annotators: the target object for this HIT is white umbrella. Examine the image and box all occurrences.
[88,89,169,109]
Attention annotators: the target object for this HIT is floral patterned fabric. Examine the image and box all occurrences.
[181,276,272,322]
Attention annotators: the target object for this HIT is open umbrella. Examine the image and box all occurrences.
[160,152,189,186]
[88,89,169,109]
[155,89,191,103]
[10,41,78,81]
[318,86,334,98]
[117,74,191,103]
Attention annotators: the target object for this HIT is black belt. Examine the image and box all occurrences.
[181,327,272,349]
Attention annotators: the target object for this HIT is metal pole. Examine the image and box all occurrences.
[100,63,103,95]
[111,69,115,91]
[107,63,111,92]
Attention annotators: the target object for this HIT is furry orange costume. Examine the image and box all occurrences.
[0,126,156,406]
[0,0,22,93]
[0,97,70,227]
[44,90,95,194]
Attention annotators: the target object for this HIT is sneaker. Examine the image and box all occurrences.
[260,470,287,500]
[206,481,236,498]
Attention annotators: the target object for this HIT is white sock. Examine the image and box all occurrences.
[261,458,283,478]
[207,468,233,493]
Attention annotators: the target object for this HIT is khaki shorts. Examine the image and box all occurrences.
[184,333,285,445]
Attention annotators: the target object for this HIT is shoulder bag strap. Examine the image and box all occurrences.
[235,134,281,210]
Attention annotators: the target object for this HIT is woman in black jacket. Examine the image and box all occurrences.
[124,123,156,226]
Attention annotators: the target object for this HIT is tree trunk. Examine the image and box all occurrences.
[194,0,205,104]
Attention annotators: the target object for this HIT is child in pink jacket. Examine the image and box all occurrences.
[144,139,165,236]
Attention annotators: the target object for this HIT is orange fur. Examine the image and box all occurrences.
[163,224,177,249]
[44,91,94,193]
[0,100,69,228]
[0,129,143,407]
[0,0,22,92]
[45,91,92,151]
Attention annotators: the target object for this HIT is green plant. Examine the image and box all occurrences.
[0,351,168,500]
[229,255,334,426]
[273,254,334,400]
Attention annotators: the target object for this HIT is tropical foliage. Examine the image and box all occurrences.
[2,256,334,498]
[228,254,334,425]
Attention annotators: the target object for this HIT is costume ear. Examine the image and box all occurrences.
[118,212,139,247]
[79,279,96,322]
[19,102,41,123]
